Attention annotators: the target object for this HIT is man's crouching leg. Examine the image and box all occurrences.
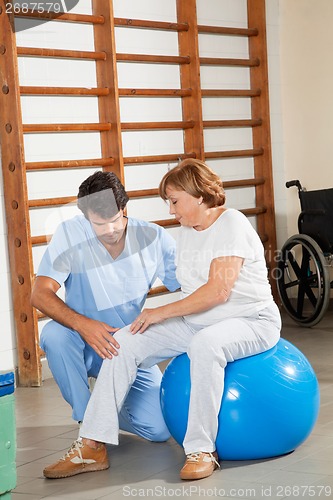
[118,365,170,442]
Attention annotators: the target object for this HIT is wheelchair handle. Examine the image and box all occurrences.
[286,180,303,191]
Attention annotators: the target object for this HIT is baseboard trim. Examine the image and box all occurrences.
[41,357,52,380]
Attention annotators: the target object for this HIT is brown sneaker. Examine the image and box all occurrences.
[43,439,109,479]
[180,451,220,480]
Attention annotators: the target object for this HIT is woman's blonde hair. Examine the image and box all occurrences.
[159,159,226,208]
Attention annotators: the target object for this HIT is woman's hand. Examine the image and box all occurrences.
[130,256,244,335]
[130,307,167,334]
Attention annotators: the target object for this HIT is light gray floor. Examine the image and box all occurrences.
[12,311,333,500]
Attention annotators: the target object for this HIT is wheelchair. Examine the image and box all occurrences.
[277,180,333,327]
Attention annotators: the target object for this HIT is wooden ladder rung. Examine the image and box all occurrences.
[29,197,76,208]
[126,178,266,198]
[17,47,106,60]
[121,120,195,131]
[18,52,259,67]
[13,10,105,24]
[23,121,198,134]
[116,53,190,65]
[119,88,192,97]
[23,123,111,133]
[200,57,260,67]
[148,285,172,296]
[242,207,267,216]
[31,235,51,246]
[127,178,266,198]
[201,89,261,97]
[198,25,258,37]
[25,158,114,170]
[203,119,262,128]
[154,208,267,227]
[26,148,264,170]
[20,86,110,96]
[224,177,265,188]
[205,148,264,159]
[127,189,159,198]
[114,18,189,32]
[31,204,268,248]
[123,153,196,164]
[14,9,104,24]
[28,178,266,210]
[20,87,193,98]
[152,219,180,228]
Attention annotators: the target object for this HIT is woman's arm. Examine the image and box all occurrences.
[130,255,243,333]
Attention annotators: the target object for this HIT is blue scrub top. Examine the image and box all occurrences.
[37,215,179,328]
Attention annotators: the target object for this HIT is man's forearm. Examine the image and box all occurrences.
[32,288,85,333]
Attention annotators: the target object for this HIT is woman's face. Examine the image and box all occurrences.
[165,185,202,227]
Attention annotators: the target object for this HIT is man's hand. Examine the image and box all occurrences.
[31,276,120,360]
[77,317,120,359]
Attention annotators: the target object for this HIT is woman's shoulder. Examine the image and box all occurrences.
[216,208,247,226]
[215,209,256,237]
[222,208,244,218]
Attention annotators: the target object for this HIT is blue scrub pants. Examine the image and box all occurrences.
[40,320,170,442]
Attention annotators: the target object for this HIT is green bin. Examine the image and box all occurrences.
[0,373,16,499]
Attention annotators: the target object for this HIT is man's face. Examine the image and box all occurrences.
[87,209,126,246]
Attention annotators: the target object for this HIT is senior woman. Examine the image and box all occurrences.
[45,159,281,481]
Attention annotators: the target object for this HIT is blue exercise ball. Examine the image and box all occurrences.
[160,339,320,460]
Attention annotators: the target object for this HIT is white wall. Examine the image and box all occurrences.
[280,0,333,237]
[0,0,286,375]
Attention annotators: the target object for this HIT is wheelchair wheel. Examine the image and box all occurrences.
[277,234,330,327]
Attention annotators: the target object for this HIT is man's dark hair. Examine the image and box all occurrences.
[77,171,129,219]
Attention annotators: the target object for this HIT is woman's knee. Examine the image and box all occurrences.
[187,330,213,357]
[187,330,227,366]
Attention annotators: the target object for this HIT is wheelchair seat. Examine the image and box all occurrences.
[298,188,333,254]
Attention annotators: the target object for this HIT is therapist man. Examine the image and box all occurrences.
[31,170,179,442]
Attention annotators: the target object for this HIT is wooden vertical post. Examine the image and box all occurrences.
[92,0,124,183]
[247,0,278,296]
[176,0,205,160]
[0,2,41,386]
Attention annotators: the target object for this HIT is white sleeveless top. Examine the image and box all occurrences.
[176,209,273,326]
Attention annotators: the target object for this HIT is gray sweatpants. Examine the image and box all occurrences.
[80,302,281,454]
